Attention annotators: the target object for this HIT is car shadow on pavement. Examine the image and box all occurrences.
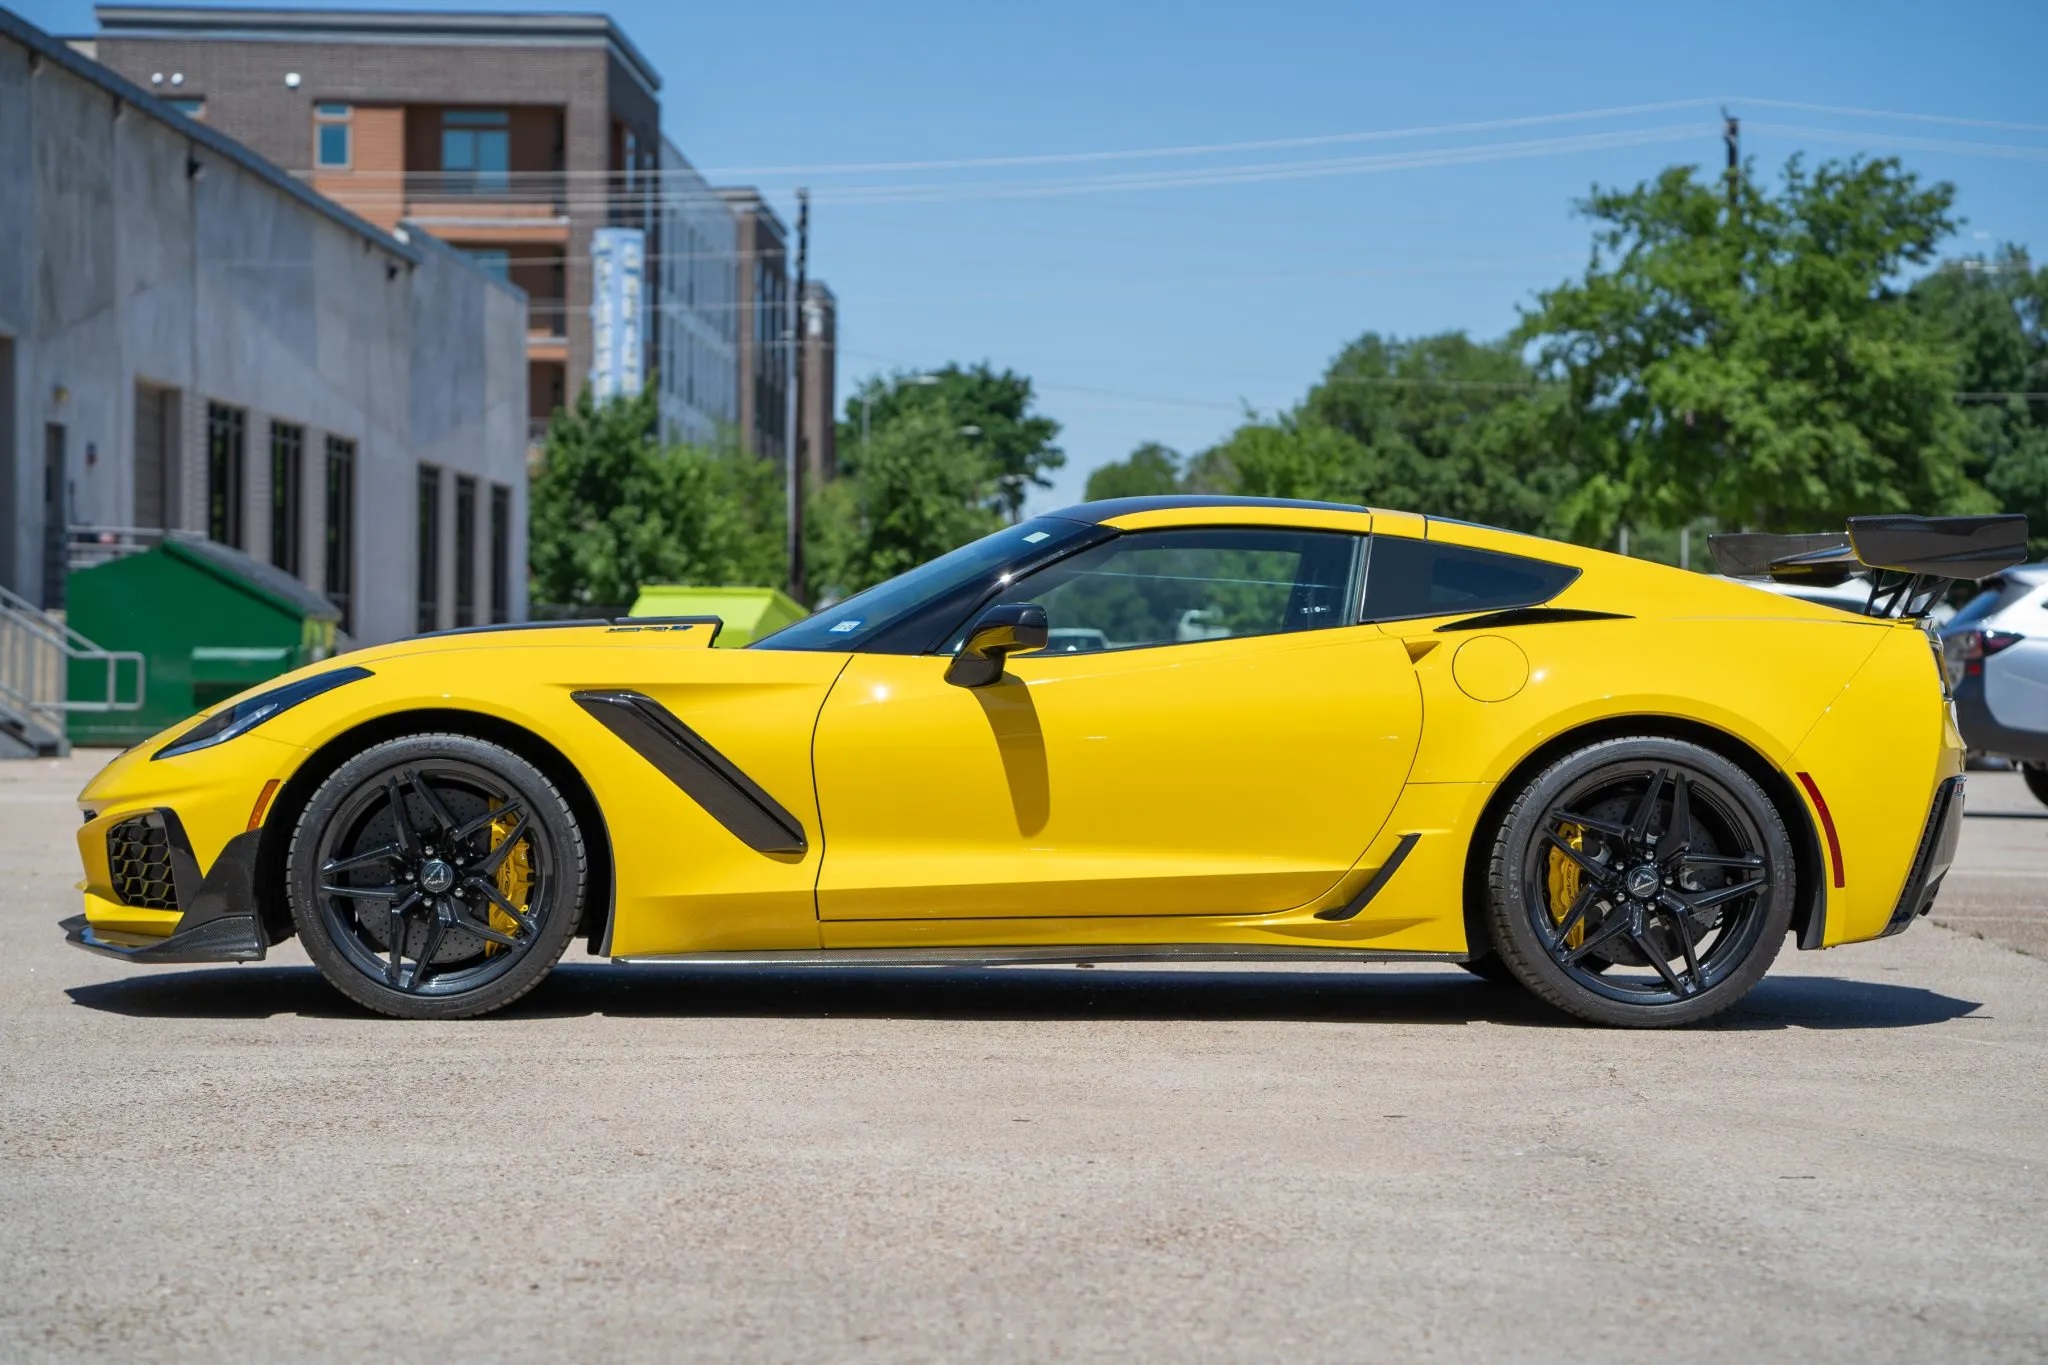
[65,964,1982,1030]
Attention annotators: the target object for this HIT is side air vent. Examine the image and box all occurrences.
[108,813,179,909]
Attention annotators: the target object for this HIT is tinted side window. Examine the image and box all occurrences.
[1361,536,1578,621]
[977,527,1363,653]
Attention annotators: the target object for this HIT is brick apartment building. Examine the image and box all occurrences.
[717,188,789,467]
[85,6,825,462]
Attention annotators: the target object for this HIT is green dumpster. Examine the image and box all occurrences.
[626,585,807,647]
[67,536,340,747]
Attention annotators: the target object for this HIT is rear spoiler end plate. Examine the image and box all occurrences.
[1708,514,2029,618]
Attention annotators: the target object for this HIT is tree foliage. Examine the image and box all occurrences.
[807,404,1005,599]
[1517,155,1988,541]
[842,363,1064,519]
[1909,249,2048,554]
[1159,332,1573,535]
[1084,442,1183,500]
[528,386,783,607]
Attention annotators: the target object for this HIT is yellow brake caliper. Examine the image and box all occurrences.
[1547,822,1587,949]
[484,806,534,954]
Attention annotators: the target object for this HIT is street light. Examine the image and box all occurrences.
[861,372,943,459]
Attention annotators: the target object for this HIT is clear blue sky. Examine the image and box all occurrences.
[22,0,2048,510]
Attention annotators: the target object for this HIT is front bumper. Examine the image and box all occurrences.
[1880,775,1966,937]
[61,823,271,965]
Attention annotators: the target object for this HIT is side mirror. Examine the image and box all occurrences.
[945,602,1048,688]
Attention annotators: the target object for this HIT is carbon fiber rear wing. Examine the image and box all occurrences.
[1707,514,2029,619]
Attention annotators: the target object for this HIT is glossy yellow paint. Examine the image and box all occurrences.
[1102,504,1376,534]
[810,625,1421,921]
[1790,623,1961,943]
[73,510,1958,965]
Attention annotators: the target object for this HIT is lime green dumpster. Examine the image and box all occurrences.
[626,585,807,647]
[67,536,340,747]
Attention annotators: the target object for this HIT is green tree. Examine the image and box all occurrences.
[1909,249,2048,555]
[1155,332,1571,532]
[843,363,1063,518]
[1201,412,1369,501]
[808,404,1005,598]
[528,386,783,606]
[1084,442,1183,500]
[1518,155,1989,542]
[1302,332,1575,533]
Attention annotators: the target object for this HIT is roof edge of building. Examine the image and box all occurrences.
[93,5,662,93]
[2,6,420,266]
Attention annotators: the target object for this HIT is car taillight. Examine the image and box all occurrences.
[1949,628,2023,679]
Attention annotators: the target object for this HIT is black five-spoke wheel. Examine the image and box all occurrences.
[286,734,586,1019]
[1485,736,1796,1027]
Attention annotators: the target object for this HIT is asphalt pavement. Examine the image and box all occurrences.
[2,751,2044,1363]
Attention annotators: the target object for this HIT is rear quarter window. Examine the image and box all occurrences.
[1361,536,1579,622]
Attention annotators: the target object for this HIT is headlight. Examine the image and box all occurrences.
[153,666,373,760]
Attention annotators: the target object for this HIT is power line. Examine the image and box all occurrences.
[693,98,1727,176]
[1735,97,2048,137]
[1745,122,2048,163]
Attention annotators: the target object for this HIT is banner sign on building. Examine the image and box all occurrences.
[589,227,646,400]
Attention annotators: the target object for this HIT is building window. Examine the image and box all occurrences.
[206,402,245,547]
[453,474,477,628]
[324,437,356,634]
[442,109,509,193]
[417,465,441,633]
[490,483,512,624]
[268,421,304,574]
[314,103,351,169]
[166,96,204,119]
[459,248,511,283]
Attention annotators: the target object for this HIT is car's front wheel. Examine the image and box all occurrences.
[285,733,587,1019]
[2021,762,2048,809]
[1485,736,1795,1027]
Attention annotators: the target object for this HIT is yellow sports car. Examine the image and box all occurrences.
[62,497,2025,1026]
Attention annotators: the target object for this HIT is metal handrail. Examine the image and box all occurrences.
[0,582,147,716]
[68,524,176,570]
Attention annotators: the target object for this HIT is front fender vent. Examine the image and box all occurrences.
[108,813,178,909]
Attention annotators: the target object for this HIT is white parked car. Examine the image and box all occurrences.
[1940,564,2048,803]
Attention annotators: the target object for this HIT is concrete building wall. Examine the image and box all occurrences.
[800,280,837,484]
[0,11,527,644]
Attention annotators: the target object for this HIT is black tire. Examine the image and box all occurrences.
[2022,763,2048,809]
[1486,736,1795,1028]
[1459,949,1609,984]
[286,733,587,1020]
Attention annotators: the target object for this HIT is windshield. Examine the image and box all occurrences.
[752,516,1101,652]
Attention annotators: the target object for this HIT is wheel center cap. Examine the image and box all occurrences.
[1624,864,1660,899]
[419,859,456,894]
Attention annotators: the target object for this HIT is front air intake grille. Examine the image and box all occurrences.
[108,814,179,909]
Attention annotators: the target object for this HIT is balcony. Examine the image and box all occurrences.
[404,171,569,241]
[409,170,565,209]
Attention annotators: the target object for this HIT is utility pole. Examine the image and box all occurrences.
[785,188,809,605]
[1722,107,1740,209]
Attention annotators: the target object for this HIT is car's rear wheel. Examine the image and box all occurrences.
[286,733,586,1019]
[1485,736,1794,1027]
